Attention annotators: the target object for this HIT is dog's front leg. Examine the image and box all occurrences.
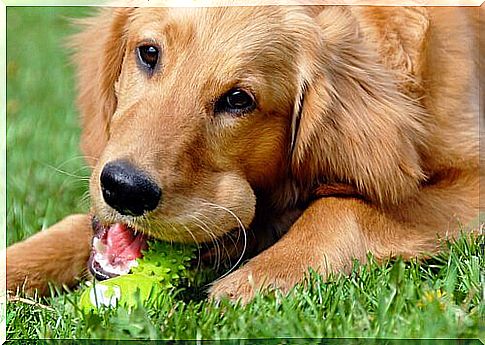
[208,196,453,303]
[5,214,92,296]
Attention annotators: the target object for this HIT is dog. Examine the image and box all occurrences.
[6,4,484,303]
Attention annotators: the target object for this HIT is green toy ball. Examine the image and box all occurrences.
[79,241,195,312]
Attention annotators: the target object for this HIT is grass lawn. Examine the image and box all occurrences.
[5,7,485,341]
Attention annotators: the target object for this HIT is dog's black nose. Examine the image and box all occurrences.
[100,160,162,216]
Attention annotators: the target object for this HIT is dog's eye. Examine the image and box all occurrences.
[137,45,159,71]
[215,89,256,115]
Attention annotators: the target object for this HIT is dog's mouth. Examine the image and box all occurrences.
[87,212,252,281]
[88,216,148,280]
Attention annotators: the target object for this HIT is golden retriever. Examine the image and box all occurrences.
[6,4,484,303]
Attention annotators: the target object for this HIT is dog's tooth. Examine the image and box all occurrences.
[93,237,106,253]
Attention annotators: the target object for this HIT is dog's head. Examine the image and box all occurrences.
[73,6,426,278]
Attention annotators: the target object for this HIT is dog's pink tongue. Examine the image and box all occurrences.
[105,223,147,265]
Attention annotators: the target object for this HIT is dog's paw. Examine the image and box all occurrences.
[208,266,259,304]
[208,260,302,304]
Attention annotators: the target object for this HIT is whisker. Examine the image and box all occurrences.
[193,211,235,270]
[189,213,223,271]
[41,162,91,181]
[199,201,248,280]
[181,223,203,271]
[79,190,92,208]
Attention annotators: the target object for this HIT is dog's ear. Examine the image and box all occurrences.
[71,8,133,167]
[350,7,430,97]
[291,7,429,205]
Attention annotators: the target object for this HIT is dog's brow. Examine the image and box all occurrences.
[138,31,160,41]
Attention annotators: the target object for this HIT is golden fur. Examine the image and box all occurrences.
[6,5,483,302]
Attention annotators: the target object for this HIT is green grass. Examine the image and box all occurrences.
[7,7,92,245]
[6,7,485,341]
